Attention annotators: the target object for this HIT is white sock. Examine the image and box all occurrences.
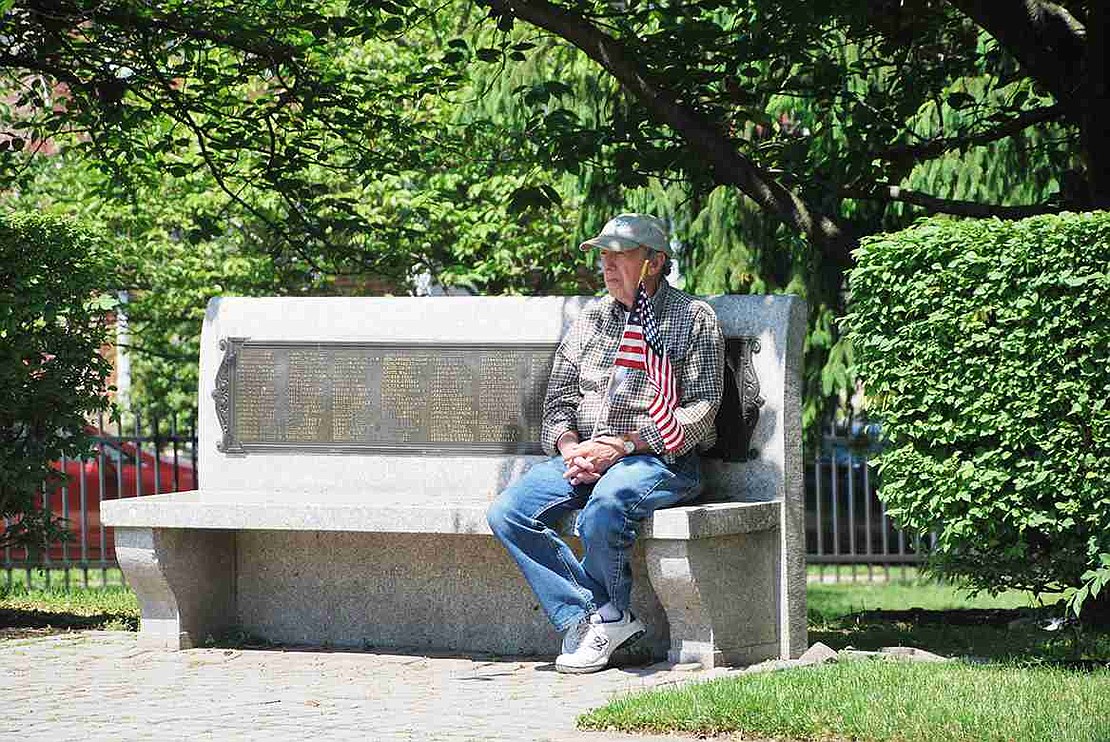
[597,602,622,622]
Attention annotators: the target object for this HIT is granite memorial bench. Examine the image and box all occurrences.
[103,294,807,667]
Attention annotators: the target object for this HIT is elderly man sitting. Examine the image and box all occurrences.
[487,213,724,673]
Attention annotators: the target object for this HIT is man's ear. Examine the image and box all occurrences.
[648,251,667,276]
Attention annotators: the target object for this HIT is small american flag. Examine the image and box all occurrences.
[614,282,685,452]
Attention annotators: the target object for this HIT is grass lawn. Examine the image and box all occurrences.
[807,572,1056,618]
[581,661,1110,742]
[582,576,1110,741]
[0,568,138,638]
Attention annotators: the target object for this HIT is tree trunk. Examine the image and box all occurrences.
[1082,3,1110,207]
[479,0,854,270]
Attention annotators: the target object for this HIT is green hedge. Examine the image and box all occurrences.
[845,212,1110,616]
[0,212,116,551]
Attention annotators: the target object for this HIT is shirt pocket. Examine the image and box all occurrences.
[655,309,687,356]
[662,320,689,365]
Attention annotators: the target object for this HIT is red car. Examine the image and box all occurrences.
[9,431,196,564]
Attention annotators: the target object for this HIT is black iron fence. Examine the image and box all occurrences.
[4,414,924,586]
[2,411,198,589]
[806,425,929,582]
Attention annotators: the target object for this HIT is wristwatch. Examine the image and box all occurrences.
[619,435,636,455]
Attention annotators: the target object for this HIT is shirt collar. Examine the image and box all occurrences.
[649,279,669,313]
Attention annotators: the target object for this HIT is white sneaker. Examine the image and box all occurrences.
[561,616,591,656]
[555,611,645,674]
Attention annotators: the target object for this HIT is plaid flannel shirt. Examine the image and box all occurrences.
[541,281,725,462]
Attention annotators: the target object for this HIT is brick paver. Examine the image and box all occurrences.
[0,631,743,741]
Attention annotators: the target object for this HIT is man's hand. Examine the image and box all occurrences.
[557,432,585,464]
[564,455,600,486]
[562,438,626,485]
[557,434,597,485]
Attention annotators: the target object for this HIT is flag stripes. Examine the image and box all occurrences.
[615,330,646,369]
[615,282,685,453]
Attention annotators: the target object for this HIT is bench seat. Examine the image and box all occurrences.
[103,490,782,539]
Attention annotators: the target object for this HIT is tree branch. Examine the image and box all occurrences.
[948,0,1086,108]
[134,35,329,275]
[479,0,853,267]
[843,184,1061,219]
[21,3,302,68]
[878,103,1068,167]
[0,52,88,92]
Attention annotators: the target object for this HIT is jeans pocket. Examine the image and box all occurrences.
[674,456,702,501]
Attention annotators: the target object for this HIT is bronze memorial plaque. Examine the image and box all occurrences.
[213,339,555,455]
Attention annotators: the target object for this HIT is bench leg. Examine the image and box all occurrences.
[644,531,783,668]
[115,527,236,649]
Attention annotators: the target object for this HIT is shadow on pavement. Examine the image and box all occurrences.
[0,608,137,638]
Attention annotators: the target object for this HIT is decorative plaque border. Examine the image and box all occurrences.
[213,336,763,458]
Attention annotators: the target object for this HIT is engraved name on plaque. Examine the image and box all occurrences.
[214,340,556,455]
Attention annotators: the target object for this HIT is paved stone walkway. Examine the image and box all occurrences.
[0,631,745,741]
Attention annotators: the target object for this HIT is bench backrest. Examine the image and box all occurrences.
[198,295,804,507]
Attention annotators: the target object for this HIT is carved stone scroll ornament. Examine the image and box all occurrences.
[737,337,765,448]
[706,337,765,461]
[213,337,247,454]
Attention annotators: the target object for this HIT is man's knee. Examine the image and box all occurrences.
[577,491,628,548]
[487,476,544,538]
[592,457,660,500]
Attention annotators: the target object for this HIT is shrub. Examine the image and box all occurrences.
[0,212,116,551]
[844,212,1110,620]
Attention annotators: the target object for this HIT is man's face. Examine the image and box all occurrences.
[600,246,650,307]
[600,246,667,306]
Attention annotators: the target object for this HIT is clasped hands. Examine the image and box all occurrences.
[558,435,628,486]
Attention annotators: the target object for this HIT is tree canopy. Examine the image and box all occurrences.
[0,0,1098,427]
[3,1,1097,240]
[490,1,1101,253]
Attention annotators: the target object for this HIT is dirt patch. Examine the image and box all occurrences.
[849,607,1045,626]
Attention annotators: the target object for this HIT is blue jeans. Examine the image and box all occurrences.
[487,454,701,631]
